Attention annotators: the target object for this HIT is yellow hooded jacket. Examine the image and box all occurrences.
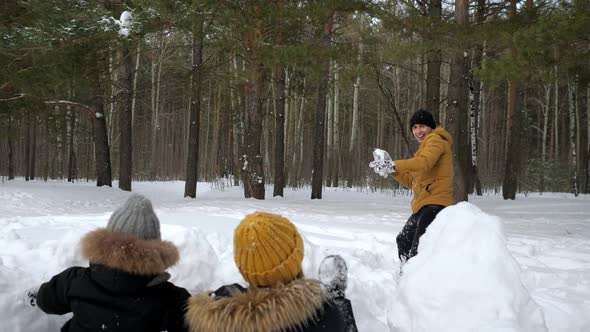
[391,127,453,214]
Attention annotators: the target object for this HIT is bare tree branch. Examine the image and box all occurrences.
[0,93,26,102]
[45,100,97,118]
[371,64,414,154]
[0,93,97,118]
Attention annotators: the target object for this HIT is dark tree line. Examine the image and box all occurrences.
[1,0,589,200]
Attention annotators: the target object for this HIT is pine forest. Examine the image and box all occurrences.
[1,0,589,200]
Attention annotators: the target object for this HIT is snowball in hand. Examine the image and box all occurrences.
[369,148,394,177]
[373,149,392,163]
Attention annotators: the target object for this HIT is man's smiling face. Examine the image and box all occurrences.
[412,124,433,143]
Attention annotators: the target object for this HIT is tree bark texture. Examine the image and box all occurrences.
[8,115,15,180]
[332,62,341,187]
[502,80,522,199]
[311,16,333,199]
[184,22,204,198]
[467,59,482,196]
[425,0,442,113]
[24,109,31,181]
[118,46,133,192]
[569,78,578,196]
[92,54,113,187]
[446,0,470,203]
[502,0,523,200]
[239,13,266,200]
[586,84,590,193]
[67,110,77,182]
[273,64,286,197]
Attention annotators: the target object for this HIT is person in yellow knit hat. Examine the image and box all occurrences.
[370,109,453,268]
[184,211,346,332]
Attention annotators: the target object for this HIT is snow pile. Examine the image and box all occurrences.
[1,180,589,331]
[389,202,547,332]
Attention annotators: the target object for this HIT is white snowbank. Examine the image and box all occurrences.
[389,202,547,332]
[1,180,589,331]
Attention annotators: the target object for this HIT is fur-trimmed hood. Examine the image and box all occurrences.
[186,279,328,332]
[81,228,179,275]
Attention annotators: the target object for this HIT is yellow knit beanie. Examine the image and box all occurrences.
[234,211,304,287]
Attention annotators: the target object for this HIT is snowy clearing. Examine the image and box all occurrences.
[1,180,589,332]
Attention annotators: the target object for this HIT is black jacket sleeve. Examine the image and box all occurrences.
[340,298,358,332]
[165,285,191,332]
[306,300,346,332]
[37,266,84,315]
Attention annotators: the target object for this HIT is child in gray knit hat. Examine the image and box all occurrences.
[107,194,161,240]
[29,194,190,332]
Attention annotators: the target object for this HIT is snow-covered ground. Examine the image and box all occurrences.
[1,179,589,332]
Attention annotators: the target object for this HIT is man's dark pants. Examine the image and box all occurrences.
[396,204,445,263]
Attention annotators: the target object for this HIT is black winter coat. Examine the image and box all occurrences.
[37,229,190,332]
[185,279,346,332]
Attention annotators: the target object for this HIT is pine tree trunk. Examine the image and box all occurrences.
[43,109,49,181]
[150,32,164,179]
[93,78,113,187]
[470,0,486,196]
[326,62,334,187]
[241,67,265,198]
[467,59,482,196]
[446,0,470,203]
[94,122,112,186]
[130,41,140,178]
[502,79,521,199]
[541,84,551,163]
[311,16,333,199]
[273,64,286,197]
[131,41,141,126]
[184,21,204,198]
[297,90,305,184]
[585,84,590,193]
[230,55,242,187]
[240,14,266,199]
[289,80,305,187]
[30,110,37,180]
[7,115,14,180]
[332,62,341,187]
[540,83,551,192]
[502,0,522,200]
[211,86,222,179]
[118,46,133,192]
[554,66,559,160]
[24,109,31,181]
[568,78,578,196]
[203,81,213,177]
[67,110,77,182]
[347,26,362,189]
[61,107,68,178]
[107,52,117,148]
[425,0,442,113]
[88,50,111,186]
[263,90,271,181]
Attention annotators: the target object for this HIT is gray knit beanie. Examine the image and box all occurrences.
[106,194,161,240]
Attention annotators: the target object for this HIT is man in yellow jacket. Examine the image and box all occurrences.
[370,109,453,265]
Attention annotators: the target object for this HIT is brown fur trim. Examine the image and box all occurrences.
[186,279,326,332]
[81,229,179,275]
